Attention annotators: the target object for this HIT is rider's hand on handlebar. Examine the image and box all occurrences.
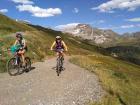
[20,47,23,50]
[65,49,68,52]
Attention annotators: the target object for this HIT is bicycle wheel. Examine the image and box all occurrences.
[7,58,19,76]
[56,57,61,76]
[25,57,31,72]
[60,56,64,70]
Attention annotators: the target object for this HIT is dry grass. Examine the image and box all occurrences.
[70,55,140,105]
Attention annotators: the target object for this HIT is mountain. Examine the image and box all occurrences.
[61,24,120,47]
[61,23,140,48]
[60,23,140,65]
[104,32,140,65]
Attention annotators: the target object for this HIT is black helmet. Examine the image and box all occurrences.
[16,32,22,38]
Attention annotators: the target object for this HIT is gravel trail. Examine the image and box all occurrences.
[0,57,105,105]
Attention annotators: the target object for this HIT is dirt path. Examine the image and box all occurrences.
[0,57,105,105]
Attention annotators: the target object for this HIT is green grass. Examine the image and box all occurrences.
[105,46,140,65]
[70,55,140,105]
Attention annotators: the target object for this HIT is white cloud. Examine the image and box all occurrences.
[16,4,62,18]
[91,0,140,13]
[73,8,79,13]
[11,0,34,4]
[16,19,30,23]
[88,20,105,25]
[99,20,105,23]
[126,17,140,22]
[120,25,135,28]
[55,23,79,30]
[100,24,140,30]
[0,9,8,13]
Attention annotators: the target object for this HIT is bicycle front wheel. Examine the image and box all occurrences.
[56,56,63,76]
[7,58,19,76]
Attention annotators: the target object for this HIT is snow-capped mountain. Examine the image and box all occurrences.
[60,24,119,45]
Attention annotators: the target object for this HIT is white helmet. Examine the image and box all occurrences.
[56,36,61,39]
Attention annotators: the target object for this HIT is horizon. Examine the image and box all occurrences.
[0,0,140,34]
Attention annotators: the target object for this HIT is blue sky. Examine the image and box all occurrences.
[0,0,140,34]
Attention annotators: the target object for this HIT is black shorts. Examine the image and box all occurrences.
[16,47,28,52]
[55,48,64,52]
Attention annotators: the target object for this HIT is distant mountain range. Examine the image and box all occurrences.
[61,24,140,48]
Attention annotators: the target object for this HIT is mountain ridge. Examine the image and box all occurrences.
[60,23,140,47]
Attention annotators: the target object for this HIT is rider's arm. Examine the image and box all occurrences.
[22,39,26,48]
[50,41,56,50]
[14,40,18,46]
[62,41,68,51]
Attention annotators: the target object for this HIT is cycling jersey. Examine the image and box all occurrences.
[55,40,64,49]
[17,38,25,47]
[16,38,27,51]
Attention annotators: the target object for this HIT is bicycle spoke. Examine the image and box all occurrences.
[7,58,19,76]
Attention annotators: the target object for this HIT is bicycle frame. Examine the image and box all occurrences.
[13,52,22,65]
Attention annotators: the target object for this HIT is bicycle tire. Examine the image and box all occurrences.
[7,58,19,76]
[56,57,61,76]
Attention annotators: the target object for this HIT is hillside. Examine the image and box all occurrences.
[105,33,140,66]
[0,14,35,35]
[0,14,101,72]
[70,55,140,105]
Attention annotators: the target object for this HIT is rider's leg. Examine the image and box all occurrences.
[19,50,25,66]
[56,52,59,58]
[59,51,64,69]
[60,50,64,60]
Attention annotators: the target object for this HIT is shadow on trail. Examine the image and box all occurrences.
[52,66,65,76]
[18,66,36,75]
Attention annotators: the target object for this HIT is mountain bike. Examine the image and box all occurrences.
[6,46,31,76]
[56,53,64,76]
[52,49,64,76]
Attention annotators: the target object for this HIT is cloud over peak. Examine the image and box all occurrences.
[55,23,79,30]
[92,0,140,13]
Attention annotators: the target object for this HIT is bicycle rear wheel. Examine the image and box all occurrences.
[7,58,19,76]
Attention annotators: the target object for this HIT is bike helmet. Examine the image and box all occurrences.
[16,32,23,38]
[56,36,61,39]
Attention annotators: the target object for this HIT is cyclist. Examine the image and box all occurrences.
[13,32,27,66]
[50,36,68,59]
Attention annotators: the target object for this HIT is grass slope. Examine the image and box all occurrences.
[0,14,35,35]
[70,55,140,105]
[105,45,140,65]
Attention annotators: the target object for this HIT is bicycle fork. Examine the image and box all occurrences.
[15,56,20,65]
